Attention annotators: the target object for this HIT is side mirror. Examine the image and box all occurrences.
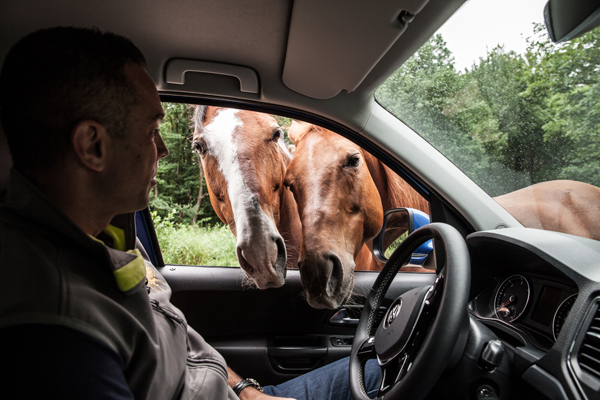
[544,0,600,43]
[373,207,433,264]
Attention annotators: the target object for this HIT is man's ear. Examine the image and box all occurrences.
[71,120,109,172]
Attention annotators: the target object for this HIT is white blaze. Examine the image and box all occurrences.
[203,108,252,218]
[202,109,283,286]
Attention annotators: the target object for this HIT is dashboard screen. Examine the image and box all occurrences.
[531,285,562,326]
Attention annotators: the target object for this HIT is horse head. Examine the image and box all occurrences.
[192,106,300,289]
[284,121,384,309]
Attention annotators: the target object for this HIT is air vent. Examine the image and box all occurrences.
[577,306,600,379]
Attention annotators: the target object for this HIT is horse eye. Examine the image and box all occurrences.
[273,183,281,192]
[345,155,360,168]
[192,140,206,155]
[272,128,282,143]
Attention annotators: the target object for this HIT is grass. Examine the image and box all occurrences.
[153,218,238,266]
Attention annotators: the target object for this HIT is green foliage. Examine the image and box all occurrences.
[377,27,600,194]
[377,34,519,195]
[150,103,220,226]
[152,211,237,266]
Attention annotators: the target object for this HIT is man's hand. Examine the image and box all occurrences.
[228,367,295,400]
[237,386,295,400]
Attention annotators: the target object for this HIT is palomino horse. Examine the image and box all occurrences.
[192,106,301,289]
[284,121,429,309]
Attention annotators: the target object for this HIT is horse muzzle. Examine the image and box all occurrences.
[236,234,287,289]
[298,252,352,309]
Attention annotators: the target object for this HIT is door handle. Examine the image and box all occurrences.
[268,346,327,373]
[329,308,359,326]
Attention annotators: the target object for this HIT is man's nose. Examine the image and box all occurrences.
[156,132,169,159]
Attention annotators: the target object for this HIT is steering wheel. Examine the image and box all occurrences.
[350,223,470,400]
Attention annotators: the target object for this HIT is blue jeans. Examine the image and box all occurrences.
[262,357,380,400]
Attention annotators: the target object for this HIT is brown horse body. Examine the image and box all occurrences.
[192,106,301,289]
[495,180,600,241]
[285,122,428,308]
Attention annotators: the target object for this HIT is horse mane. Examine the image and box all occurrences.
[192,105,208,131]
[382,163,429,213]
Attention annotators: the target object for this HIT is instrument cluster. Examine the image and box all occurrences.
[470,273,578,350]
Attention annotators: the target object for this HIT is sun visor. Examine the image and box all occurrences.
[282,0,430,99]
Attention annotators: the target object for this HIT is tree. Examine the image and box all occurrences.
[533,27,600,186]
[150,103,220,226]
[377,34,517,196]
[469,45,567,187]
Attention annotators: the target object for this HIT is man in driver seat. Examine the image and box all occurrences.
[0,27,379,399]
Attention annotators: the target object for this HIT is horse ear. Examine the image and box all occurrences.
[288,120,312,144]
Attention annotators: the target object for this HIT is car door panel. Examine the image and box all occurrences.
[160,265,436,385]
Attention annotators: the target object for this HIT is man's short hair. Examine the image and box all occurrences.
[0,27,146,173]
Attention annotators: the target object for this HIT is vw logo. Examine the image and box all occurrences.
[385,300,402,328]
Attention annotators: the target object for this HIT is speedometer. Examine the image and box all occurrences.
[495,275,531,323]
[553,294,577,340]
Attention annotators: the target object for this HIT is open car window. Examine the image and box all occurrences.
[376,0,600,241]
[151,103,431,274]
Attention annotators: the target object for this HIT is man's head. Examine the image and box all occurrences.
[0,27,168,232]
[0,27,146,174]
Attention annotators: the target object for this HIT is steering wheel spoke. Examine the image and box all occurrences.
[356,336,377,362]
[379,351,409,395]
[378,299,434,396]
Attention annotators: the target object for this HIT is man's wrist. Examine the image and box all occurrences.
[233,378,263,396]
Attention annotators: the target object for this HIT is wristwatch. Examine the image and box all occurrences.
[233,378,263,396]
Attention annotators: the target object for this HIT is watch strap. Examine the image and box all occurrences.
[233,378,263,396]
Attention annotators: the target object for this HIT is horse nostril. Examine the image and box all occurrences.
[273,235,287,271]
[236,246,255,275]
[325,253,344,298]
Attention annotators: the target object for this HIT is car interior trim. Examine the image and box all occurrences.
[282,0,430,99]
[522,365,569,400]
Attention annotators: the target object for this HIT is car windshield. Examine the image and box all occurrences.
[376,0,600,200]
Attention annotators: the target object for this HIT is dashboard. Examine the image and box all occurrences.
[470,272,577,350]
[463,228,600,400]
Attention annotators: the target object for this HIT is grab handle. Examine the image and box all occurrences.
[165,59,259,93]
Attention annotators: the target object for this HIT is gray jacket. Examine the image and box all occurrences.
[0,169,238,400]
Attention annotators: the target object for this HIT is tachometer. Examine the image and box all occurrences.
[553,294,577,340]
[495,275,530,323]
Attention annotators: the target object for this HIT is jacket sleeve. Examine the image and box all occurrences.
[136,238,239,400]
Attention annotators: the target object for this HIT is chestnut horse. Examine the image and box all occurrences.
[287,122,600,309]
[192,106,301,289]
[285,121,428,309]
